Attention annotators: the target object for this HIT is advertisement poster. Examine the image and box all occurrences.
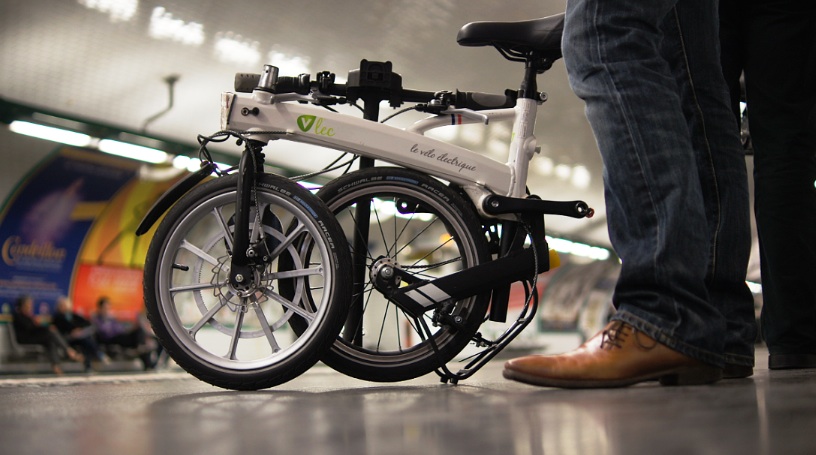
[71,176,180,320]
[0,147,142,317]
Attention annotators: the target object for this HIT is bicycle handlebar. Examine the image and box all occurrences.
[452,90,517,110]
[235,73,328,96]
[233,69,516,112]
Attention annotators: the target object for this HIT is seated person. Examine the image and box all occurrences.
[92,296,159,370]
[12,295,81,375]
[52,296,109,372]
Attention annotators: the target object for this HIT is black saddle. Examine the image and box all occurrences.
[456,12,564,61]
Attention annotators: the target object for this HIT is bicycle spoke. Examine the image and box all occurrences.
[400,308,422,334]
[226,303,246,360]
[266,223,306,261]
[170,281,225,294]
[342,282,375,344]
[410,235,456,268]
[375,296,391,351]
[411,269,456,281]
[392,216,413,255]
[268,267,324,280]
[394,217,441,257]
[262,288,315,321]
[393,300,404,352]
[212,206,233,251]
[345,203,375,262]
[393,199,398,258]
[371,200,391,257]
[251,303,281,353]
[180,240,220,266]
[189,300,228,338]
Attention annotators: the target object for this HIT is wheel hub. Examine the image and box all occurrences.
[370,256,402,293]
[213,256,269,303]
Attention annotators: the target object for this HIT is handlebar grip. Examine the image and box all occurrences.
[401,89,437,103]
[273,76,310,94]
[235,73,261,93]
[455,90,517,110]
[233,73,313,94]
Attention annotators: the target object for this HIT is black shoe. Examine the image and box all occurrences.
[768,354,816,370]
[723,363,753,379]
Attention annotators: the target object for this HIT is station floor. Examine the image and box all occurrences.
[1,346,815,455]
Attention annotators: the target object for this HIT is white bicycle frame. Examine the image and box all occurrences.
[220,88,542,216]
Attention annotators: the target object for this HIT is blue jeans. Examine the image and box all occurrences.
[562,0,757,367]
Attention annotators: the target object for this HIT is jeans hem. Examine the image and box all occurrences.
[612,312,726,368]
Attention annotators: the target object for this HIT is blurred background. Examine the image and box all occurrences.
[0,0,607,243]
[0,1,762,362]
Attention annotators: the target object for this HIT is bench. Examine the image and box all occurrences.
[0,322,47,361]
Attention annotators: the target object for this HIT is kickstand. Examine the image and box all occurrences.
[417,279,540,384]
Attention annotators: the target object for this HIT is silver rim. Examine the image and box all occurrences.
[155,189,334,371]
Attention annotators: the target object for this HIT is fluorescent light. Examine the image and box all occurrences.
[535,156,554,175]
[554,163,572,180]
[98,139,168,163]
[78,0,138,22]
[267,51,311,76]
[546,235,611,261]
[369,198,435,222]
[489,224,611,261]
[172,154,194,171]
[172,155,229,173]
[9,121,93,147]
[149,7,205,46]
[571,165,591,189]
[214,32,261,65]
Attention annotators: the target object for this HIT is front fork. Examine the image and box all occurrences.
[228,140,266,290]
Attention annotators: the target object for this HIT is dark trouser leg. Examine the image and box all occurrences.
[743,1,816,357]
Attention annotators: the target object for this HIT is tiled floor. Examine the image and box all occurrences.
[1,347,815,455]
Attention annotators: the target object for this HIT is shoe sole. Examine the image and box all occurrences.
[768,354,816,370]
[723,364,753,379]
[503,364,722,389]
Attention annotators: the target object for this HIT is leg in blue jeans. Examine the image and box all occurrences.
[563,0,754,365]
[503,0,755,388]
[659,2,758,368]
[563,0,755,365]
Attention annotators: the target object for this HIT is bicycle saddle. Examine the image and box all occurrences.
[456,12,564,60]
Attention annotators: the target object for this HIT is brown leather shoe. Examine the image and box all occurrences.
[723,363,753,379]
[503,321,722,388]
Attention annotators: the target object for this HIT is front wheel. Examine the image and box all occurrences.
[144,174,351,390]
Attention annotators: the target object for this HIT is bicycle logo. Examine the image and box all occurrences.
[297,115,335,136]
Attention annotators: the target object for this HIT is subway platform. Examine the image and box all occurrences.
[1,346,815,455]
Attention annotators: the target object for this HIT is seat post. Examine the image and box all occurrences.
[520,53,555,99]
[519,60,539,99]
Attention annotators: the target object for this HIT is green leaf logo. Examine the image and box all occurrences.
[297,115,316,132]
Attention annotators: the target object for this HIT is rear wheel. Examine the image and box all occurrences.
[315,167,490,382]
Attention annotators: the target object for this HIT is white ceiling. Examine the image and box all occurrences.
[0,0,641,251]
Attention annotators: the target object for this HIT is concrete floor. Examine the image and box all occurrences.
[1,347,815,455]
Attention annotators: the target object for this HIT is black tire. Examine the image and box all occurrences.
[144,174,351,390]
[314,167,490,382]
